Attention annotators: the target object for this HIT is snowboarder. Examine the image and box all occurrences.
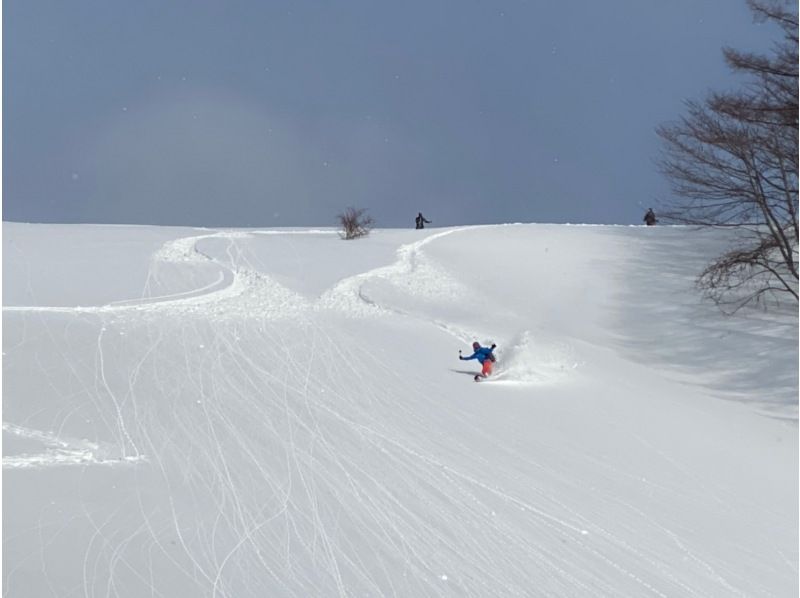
[459,342,497,381]
[415,212,431,229]
[643,208,658,226]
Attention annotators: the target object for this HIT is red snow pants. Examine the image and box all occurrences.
[482,359,493,377]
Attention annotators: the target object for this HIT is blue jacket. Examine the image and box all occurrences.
[462,346,494,364]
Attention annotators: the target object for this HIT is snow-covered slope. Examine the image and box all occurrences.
[3,222,797,597]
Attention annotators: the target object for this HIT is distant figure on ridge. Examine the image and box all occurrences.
[415,212,431,229]
[459,342,497,382]
[643,208,658,226]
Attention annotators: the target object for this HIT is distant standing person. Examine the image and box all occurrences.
[415,212,431,229]
[643,208,658,226]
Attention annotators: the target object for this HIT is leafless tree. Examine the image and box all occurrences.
[657,0,798,310]
[337,207,374,240]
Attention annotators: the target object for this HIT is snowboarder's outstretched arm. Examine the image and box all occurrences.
[460,344,496,361]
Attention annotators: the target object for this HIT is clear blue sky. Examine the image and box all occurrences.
[3,0,779,227]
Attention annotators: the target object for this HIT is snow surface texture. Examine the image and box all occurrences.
[3,223,797,597]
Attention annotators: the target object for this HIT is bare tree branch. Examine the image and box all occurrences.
[656,0,798,310]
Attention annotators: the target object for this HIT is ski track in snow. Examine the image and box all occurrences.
[2,228,787,597]
[3,423,147,469]
[3,228,465,321]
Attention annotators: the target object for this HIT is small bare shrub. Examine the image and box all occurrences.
[337,207,374,240]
